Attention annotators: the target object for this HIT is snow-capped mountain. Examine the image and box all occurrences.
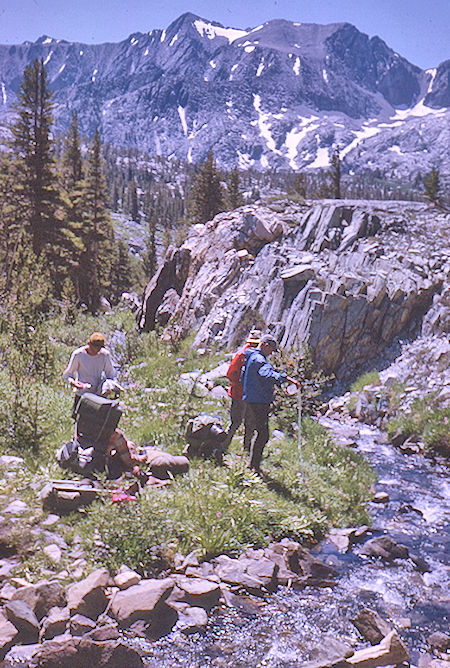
[0,12,449,177]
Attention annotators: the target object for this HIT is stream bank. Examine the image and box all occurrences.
[137,417,450,667]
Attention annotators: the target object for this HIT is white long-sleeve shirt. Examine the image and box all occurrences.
[63,346,116,395]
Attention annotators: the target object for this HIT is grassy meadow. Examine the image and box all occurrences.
[0,308,376,581]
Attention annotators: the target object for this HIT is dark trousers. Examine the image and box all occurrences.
[227,398,247,442]
[245,402,270,470]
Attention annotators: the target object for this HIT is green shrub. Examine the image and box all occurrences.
[350,371,380,393]
[387,394,450,454]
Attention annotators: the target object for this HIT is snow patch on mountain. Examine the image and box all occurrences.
[341,124,382,158]
[178,106,188,136]
[193,19,247,43]
[307,145,330,169]
[285,117,320,168]
[253,94,282,156]
[392,100,447,120]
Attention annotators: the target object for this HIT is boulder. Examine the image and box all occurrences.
[302,635,354,667]
[110,578,174,627]
[114,569,141,590]
[171,576,221,610]
[176,606,208,634]
[265,539,338,585]
[351,608,392,645]
[427,631,450,652]
[213,556,270,594]
[40,606,70,640]
[11,580,66,621]
[70,613,97,635]
[4,599,40,641]
[359,535,409,561]
[66,568,110,619]
[346,630,409,667]
[0,615,19,661]
[31,636,144,668]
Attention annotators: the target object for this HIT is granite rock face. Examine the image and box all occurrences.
[139,200,449,382]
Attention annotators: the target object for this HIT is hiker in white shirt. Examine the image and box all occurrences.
[63,332,117,397]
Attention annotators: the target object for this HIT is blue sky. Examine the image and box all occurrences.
[0,0,448,69]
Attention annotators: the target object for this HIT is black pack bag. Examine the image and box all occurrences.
[73,392,122,448]
[184,414,227,460]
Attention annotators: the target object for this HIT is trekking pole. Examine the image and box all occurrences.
[297,386,303,466]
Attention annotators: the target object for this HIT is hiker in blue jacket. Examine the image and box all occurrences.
[242,334,299,473]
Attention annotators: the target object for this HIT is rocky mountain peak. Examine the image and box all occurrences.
[0,13,448,177]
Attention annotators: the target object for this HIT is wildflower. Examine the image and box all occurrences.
[216,511,222,518]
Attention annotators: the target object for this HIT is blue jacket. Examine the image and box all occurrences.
[242,348,287,403]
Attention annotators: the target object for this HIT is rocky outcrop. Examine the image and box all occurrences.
[139,200,449,381]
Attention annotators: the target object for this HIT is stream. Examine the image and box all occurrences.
[138,419,450,667]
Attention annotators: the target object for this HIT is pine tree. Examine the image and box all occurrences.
[63,112,83,187]
[61,112,85,301]
[78,130,115,313]
[226,167,244,210]
[189,151,225,223]
[424,168,440,202]
[291,172,306,198]
[143,191,158,279]
[109,239,134,304]
[329,145,342,199]
[127,181,140,221]
[10,59,60,256]
[0,154,29,290]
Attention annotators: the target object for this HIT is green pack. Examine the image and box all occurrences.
[74,392,122,446]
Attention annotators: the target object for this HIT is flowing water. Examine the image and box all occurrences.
[138,419,450,667]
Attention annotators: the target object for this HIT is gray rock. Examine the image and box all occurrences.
[359,535,409,562]
[213,556,268,594]
[11,581,66,621]
[40,606,70,640]
[2,642,40,666]
[345,630,409,667]
[0,615,19,661]
[4,599,40,641]
[3,500,27,515]
[31,635,144,667]
[172,576,221,609]
[303,635,354,667]
[110,577,174,627]
[44,544,63,563]
[70,613,97,636]
[427,631,450,651]
[66,568,111,619]
[138,201,444,385]
[176,606,208,634]
[372,492,389,504]
[113,570,141,590]
[351,608,392,645]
